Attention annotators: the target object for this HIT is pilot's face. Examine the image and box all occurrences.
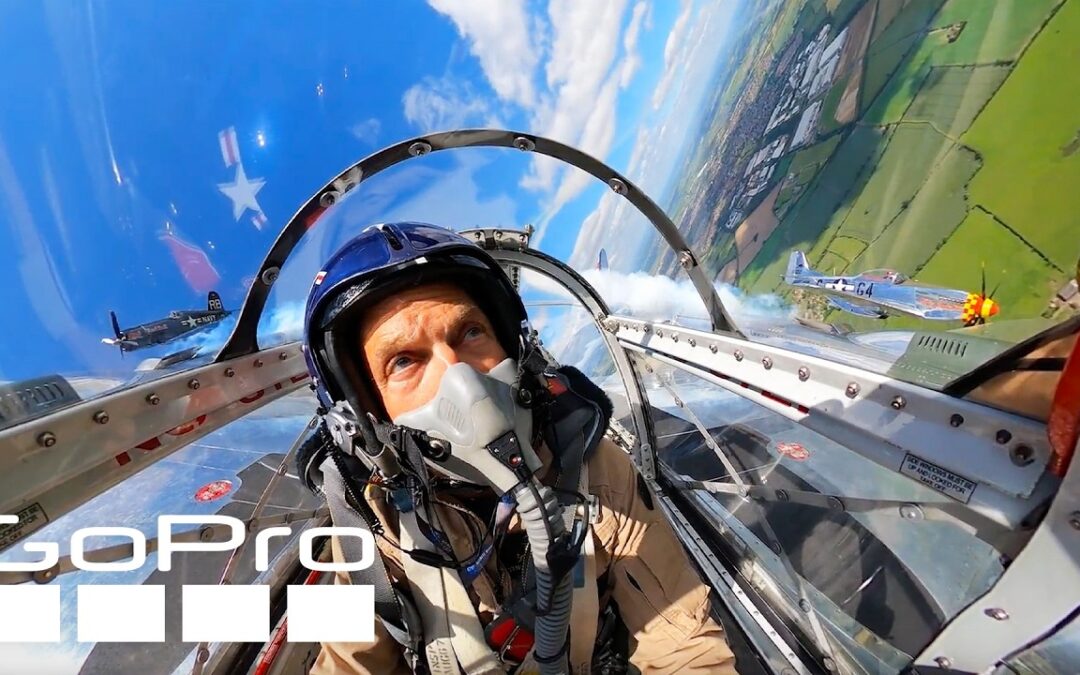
[358,282,507,420]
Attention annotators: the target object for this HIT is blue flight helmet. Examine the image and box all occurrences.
[303,222,531,421]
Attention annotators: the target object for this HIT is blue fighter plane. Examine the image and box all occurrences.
[101,291,233,353]
[783,251,1000,325]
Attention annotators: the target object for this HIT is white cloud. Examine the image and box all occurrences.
[520,267,576,301]
[0,645,83,675]
[619,1,649,88]
[566,121,664,271]
[427,0,539,107]
[379,151,518,227]
[349,118,381,145]
[408,0,734,255]
[522,0,630,194]
[568,182,649,272]
[535,269,794,364]
[527,0,668,245]
[402,77,501,131]
[571,0,739,271]
[652,0,693,110]
[546,75,620,210]
[412,0,651,247]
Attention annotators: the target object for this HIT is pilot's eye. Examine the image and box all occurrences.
[463,325,485,340]
[389,355,413,374]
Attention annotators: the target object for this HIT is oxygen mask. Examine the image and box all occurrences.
[392,358,543,494]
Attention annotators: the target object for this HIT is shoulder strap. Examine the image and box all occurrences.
[400,508,506,674]
[319,455,425,665]
[568,464,599,675]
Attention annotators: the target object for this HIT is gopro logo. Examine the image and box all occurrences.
[0,515,377,643]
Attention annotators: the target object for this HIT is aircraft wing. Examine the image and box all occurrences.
[825,295,887,319]
[923,307,967,320]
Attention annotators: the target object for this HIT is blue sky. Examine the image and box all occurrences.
[0,0,740,382]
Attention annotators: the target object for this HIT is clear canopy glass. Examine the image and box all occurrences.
[1,1,1075,411]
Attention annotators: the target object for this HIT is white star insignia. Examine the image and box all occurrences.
[217,162,266,221]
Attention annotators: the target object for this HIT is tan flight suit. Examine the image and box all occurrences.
[310,437,738,675]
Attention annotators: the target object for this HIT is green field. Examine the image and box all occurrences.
[867,0,1059,124]
[826,0,866,27]
[771,0,826,48]
[849,142,979,272]
[703,236,738,275]
[917,209,1066,320]
[771,154,795,196]
[829,235,868,262]
[724,0,1075,338]
[962,0,1080,270]
[818,201,1053,333]
[932,0,1062,65]
[903,65,1010,137]
[832,125,953,244]
[795,0,831,38]
[744,126,885,292]
[817,250,850,274]
[861,0,947,114]
[773,136,842,217]
[816,78,850,135]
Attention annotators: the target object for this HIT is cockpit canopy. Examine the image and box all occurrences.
[861,269,908,284]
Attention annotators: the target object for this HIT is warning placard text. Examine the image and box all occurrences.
[899,454,977,503]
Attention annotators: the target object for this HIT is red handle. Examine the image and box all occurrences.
[1048,336,1080,476]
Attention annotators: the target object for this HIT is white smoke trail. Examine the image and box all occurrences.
[166,316,235,353]
[162,301,307,356]
[258,301,306,342]
[578,269,794,325]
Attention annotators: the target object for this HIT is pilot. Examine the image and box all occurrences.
[297,222,737,675]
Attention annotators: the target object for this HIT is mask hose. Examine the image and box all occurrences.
[514,479,573,673]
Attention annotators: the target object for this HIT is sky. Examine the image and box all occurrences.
[0,0,742,383]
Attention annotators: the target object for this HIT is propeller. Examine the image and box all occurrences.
[965,263,1001,326]
[105,310,126,358]
[110,310,122,340]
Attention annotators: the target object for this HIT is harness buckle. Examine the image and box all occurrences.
[586,493,599,524]
[485,613,535,665]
